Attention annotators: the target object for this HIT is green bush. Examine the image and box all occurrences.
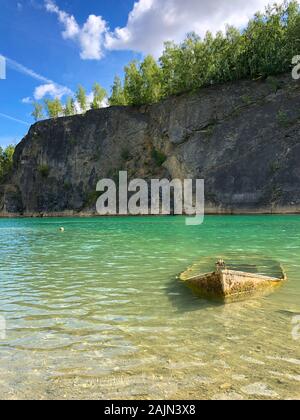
[0,145,15,182]
[241,95,254,105]
[152,149,167,167]
[38,164,50,178]
[269,161,281,174]
[266,76,283,93]
[277,110,291,127]
[84,190,101,207]
[112,1,300,105]
[63,181,72,191]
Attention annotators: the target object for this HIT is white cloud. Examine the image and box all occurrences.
[105,0,272,56]
[45,0,107,60]
[21,97,33,104]
[34,83,72,100]
[45,0,80,38]
[79,15,107,60]
[44,0,273,60]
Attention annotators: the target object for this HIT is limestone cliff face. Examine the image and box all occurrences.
[1,73,300,216]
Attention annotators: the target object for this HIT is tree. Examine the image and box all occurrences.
[123,57,162,105]
[159,41,182,96]
[140,55,162,104]
[64,96,76,116]
[31,103,44,122]
[91,83,107,109]
[109,76,126,106]
[44,98,63,119]
[286,0,300,59]
[76,85,87,113]
[124,60,144,105]
[158,1,300,98]
[0,145,15,181]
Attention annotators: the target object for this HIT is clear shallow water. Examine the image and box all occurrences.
[0,215,299,400]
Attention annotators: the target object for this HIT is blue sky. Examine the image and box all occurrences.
[0,0,140,147]
[0,0,272,148]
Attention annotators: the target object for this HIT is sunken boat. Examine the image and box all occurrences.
[179,257,287,303]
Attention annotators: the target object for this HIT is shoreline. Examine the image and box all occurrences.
[1,208,300,218]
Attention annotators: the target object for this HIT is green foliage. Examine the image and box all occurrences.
[123,56,162,105]
[64,96,76,117]
[32,83,108,121]
[84,190,101,207]
[159,1,300,98]
[241,95,253,105]
[76,85,88,113]
[269,161,281,174]
[152,149,167,167]
[266,76,283,93]
[204,123,216,138]
[277,110,291,127]
[124,60,144,105]
[139,56,162,104]
[109,76,127,106]
[0,145,15,181]
[122,55,162,105]
[38,164,50,178]
[31,103,44,121]
[44,98,63,118]
[63,181,72,191]
[91,83,107,109]
[109,1,300,106]
[270,185,283,204]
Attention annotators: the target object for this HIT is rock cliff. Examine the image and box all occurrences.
[1,73,300,216]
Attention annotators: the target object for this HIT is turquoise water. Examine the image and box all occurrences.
[0,216,299,400]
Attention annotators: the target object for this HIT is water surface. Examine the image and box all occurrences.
[0,216,299,400]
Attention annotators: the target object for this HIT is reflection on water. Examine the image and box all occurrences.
[0,216,299,400]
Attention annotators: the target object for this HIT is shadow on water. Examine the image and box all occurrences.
[166,276,223,314]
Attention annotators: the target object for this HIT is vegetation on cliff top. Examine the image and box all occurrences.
[32,83,107,120]
[32,1,300,120]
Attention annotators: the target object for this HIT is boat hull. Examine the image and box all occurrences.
[180,269,286,302]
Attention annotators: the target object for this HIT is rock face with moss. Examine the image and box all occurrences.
[1,74,300,216]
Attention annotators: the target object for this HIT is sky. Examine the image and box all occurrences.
[0,0,274,148]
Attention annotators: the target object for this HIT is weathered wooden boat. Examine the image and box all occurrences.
[180,257,287,302]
